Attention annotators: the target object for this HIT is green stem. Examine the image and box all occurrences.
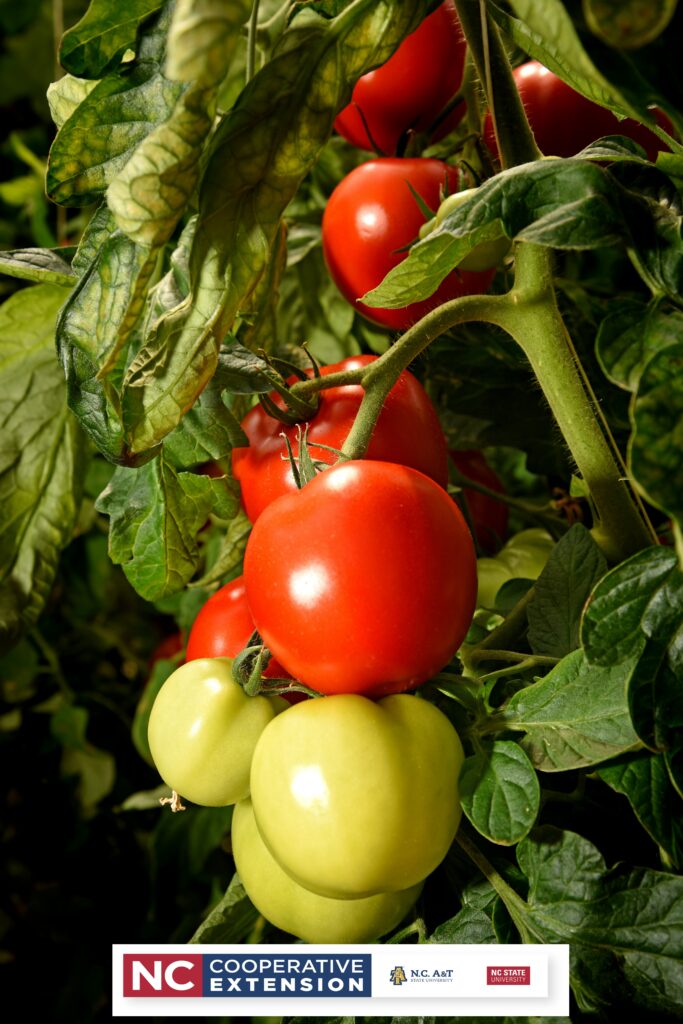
[246,0,261,83]
[467,586,534,663]
[469,649,558,667]
[32,628,74,701]
[448,477,568,535]
[455,825,533,940]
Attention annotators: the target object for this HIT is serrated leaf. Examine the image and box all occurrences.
[596,300,683,393]
[166,0,250,87]
[190,872,259,943]
[503,650,640,771]
[48,5,184,207]
[191,508,251,589]
[517,826,683,1016]
[95,452,239,600]
[0,247,75,286]
[528,524,607,658]
[47,73,99,128]
[0,285,87,652]
[429,906,497,944]
[598,752,683,868]
[60,0,165,78]
[459,741,540,844]
[120,0,435,453]
[108,83,214,247]
[630,343,683,527]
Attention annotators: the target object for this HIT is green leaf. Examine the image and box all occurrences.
[107,83,214,247]
[459,741,540,844]
[47,5,184,207]
[429,906,497,943]
[60,0,165,78]
[61,744,116,815]
[166,0,250,87]
[0,285,87,651]
[596,300,683,393]
[95,452,239,600]
[51,704,89,749]
[598,752,683,868]
[630,343,683,527]
[527,524,607,658]
[163,356,247,470]
[363,159,683,310]
[46,73,99,128]
[517,826,683,1016]
[120,0,436,454]
[191,507,251,589]
[503,650,640,771]
[0,247,75,286]
[190,872,259,943]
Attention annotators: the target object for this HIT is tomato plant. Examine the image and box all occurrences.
[244,460,477,696]
[321,158,495,330]
[485,60,670,160]
[147,658,281,806]
[232,354,448,520]
[333,0,466,155]
[250,693,464,898]
[232,797,423,943]
[450,449,509,552]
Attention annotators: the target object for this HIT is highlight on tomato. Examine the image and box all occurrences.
[232,354,448,522]
[322,158,496,331]
[244,459,477,696]
[334,0,466,155]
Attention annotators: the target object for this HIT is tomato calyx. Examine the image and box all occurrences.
[232,627,320,701]
[256,350,320,426]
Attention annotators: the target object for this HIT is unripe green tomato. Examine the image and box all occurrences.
[497,527,554,579]
[420,189,511,271]
[232,799,423,943]
[250,693,464,898]
[148,658,281,807]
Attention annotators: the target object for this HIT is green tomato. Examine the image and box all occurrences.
[250,693,464,898]
[497,527,554,579]
[148,657,281,807]
[233,798,423,943]
[420,189,511,271]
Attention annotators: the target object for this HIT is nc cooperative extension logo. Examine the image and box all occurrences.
[122,953,372,998]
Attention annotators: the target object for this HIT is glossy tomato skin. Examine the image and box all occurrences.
[147,657,281,806]
[485,61,669,161]
[250,693,464,897]
[322,159,495,331]
[334,1,466,155]
[450,450,508,553]
[232,355,448,521]
[244,460,477,696]
[232,798,423,942]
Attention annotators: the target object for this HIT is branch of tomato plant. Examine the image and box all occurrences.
[455,824,536,942]
[447,474,569,537]
[246,0,262,83]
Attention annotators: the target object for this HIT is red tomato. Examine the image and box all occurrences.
[322,159,495,331]
[243,460,477,696]
[186,576,288,681]
[485,61,670,161]
[450,450,508,553]
[232,355,448,522]
[149,632,184,667]
[334,1,466,155]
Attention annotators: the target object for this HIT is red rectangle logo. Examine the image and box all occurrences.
[487,965,531,985]
[123,954,203,997]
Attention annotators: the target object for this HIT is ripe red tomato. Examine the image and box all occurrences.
[334,1,466,155]
[322,159,495,331]
[232,355,448,521]
[450,450,508,553]
[186,576,288,680]
[149,632,184,667]
[485,61,670,161]
[243,460,477,696]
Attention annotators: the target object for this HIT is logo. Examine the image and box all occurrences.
[390,966,407,986]
[123,955,203,997]
[487,965,531,986]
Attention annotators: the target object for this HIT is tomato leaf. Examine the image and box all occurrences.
[459,740,540,845]
[527,524,607,659]
[166,0,250,87]
[429,906,497,943]
[95,452,239,600]
[59,0,165,78]
[190,508,252,590]
[596,299,683,392]
[503,649,641,771]
[190,872,259,944]
[516,826,683,1016]
[0,247,76,286]
[597,751,683,868]
[47,73,99,128]
[0,285,87,652]
[582,546,683,753]
[47,4,184,206]
[119,0,435,455]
